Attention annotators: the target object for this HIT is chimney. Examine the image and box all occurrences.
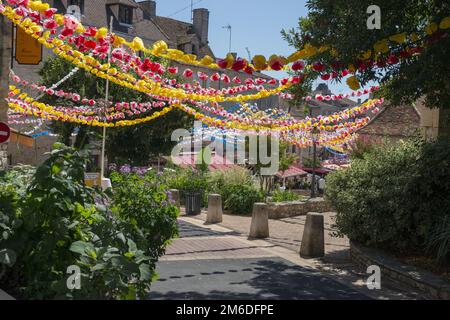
[139,0,156,20]
[193,8,209,45]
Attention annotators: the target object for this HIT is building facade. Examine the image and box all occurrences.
[6,0,281,166]
[357,99,440,143]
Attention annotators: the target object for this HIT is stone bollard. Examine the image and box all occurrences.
[249,203,269,239]
[300,212,325,258]
[169,189,180,207]
[206,194,223,224]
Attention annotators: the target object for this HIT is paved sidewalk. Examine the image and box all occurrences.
[148,215,427,300]
[190,211,349,264]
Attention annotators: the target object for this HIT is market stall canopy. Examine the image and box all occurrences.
[275,165,308,179]
[171,154,241,171]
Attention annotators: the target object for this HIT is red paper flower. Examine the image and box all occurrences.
[320,74,331,81]
[84,27,98,37]
[211,73,220,81]
[270,61,283,71]
[43,8,57,19]
[222,74,231,83]
[312,62,325,72]
[292,60,305,71]
[61,28,74,37]
[168,67,178,74]
[232,58,247,72]
[217,59,229,69]
[341,69,351,77]
[244,65,254,75]
[387,54,399,65]
[84,40,97,50]
[43,19,58,29]
[183,69,193,78]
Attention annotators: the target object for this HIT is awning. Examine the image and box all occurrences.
[275,165,308,179]
[171,154,240,171]
[302,167,331,175]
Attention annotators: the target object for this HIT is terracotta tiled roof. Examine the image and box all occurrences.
[275,166,308,179]
[106,0,139,8]
[154,16,193,42]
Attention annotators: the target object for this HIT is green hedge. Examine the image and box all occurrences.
[326,138,450,265]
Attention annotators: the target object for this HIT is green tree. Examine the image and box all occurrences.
[39,56,194,166]
[282,0,450,136]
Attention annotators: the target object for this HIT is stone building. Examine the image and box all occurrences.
[12,0,277,97]
[5,0,280,166]
[288,83,358,119]
[357,99,440,143]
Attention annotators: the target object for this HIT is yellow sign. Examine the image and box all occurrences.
[9,130,34,148]
[15,27,42,65]
[85,173,101,187]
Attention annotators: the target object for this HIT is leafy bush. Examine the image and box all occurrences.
[165,167,207,193]
[207,167,253,192]
[327,138,450,265]
[0,144,179,299]
[0,166,35,281]
[271,189,301,203]
[206,168,262,215]
[224,184,264,215]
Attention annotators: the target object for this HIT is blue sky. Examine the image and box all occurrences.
[143,0,361,96]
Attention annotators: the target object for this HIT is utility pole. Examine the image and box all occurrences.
[222,24,232,53]
[245,47,252,62]
[191,0,194,22]
[0,16,12,123]
[99,17,114,185]
[0,15,12,169]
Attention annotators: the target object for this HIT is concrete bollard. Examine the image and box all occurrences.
[300,212,325,258]
[169,189,180,207]
[249,203,269,239]
[206,194,223,224]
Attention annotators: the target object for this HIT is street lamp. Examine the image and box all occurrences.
[310,127,320,198]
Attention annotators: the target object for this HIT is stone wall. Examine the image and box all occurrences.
[8,134,57,166]
[266,198,334,219]
[350,241,450,300]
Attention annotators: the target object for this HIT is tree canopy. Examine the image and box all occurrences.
[39,56,193,166]
[282,0,450,113]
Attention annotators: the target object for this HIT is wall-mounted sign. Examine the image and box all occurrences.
[0,122,11,143]
[67,5,82,21]
[15,27,42,65]
[85,172,101,187]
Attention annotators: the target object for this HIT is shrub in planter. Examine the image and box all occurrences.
[224,184,264,215]
[326,138,450,264]
[271,189,301,202]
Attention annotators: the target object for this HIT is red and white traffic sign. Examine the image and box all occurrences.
[0,122,11,143]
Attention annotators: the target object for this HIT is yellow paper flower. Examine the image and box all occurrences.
[96,27,108,39]
[199,55,214,66]
[439,16,450,29]
[113,35,126,47]
[410,33,419,42]
[360,50,372,60]
[425,22,438,35]
[130,37,145,51]
[252,55,267,70]
[373,39,389,53]
[54,14,65,25]
[389,33,406,43]
[346,76,361,90]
